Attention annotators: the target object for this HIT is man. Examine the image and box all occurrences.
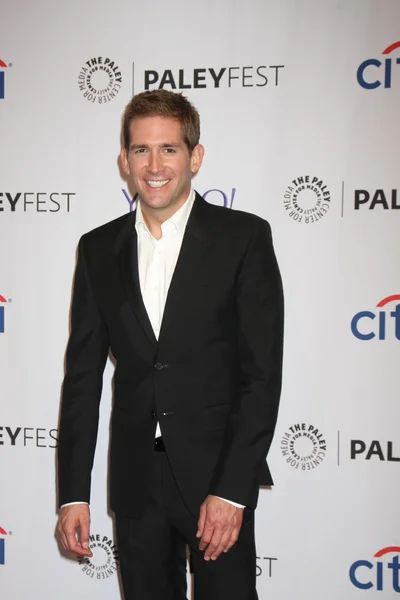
[57,89,284,600]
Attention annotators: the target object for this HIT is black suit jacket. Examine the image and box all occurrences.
[58,193,284,517]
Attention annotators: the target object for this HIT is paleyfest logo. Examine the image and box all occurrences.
[78,57,122,104]
[77,533,118,580]
[122,188,237,212]
[350,546,400,592]
[284,176,331,224]
[132,63,285,94]
[357,41,400,89]
[281,423,327,470]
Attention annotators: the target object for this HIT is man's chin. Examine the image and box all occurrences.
[140,196,172,211]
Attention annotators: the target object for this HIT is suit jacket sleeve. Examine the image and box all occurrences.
[57,236,109,506]
[209,219,284,507]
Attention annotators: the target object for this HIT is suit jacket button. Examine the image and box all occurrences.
[149,410,156,419]
[154,362,164,371]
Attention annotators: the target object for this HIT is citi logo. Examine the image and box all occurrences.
[357,41,400,89]
[351,295,400,340]
[0,295,8,333]
[0,527,7,565]
[0,60,8,99]
[350,546,400,592]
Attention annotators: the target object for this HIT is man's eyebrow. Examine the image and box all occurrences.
[129,143,147,150]
[129,142,181,150]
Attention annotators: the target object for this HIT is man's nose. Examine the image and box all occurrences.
[148,151,162,173]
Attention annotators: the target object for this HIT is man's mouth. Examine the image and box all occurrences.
[146,180,170,189]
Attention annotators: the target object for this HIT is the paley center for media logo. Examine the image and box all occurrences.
[77,532,118,580]
[283,175,331,224]
[131,62,285,94]
[280,423,327,470]
[78,56,122,104]
[357,41,400,89]
[351,294,400,341]
[350,546,400,592]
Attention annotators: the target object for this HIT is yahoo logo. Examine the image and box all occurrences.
[121,188,236,213]
[350,546,400,592]
[357,41,400,89]
[351,295,400,341]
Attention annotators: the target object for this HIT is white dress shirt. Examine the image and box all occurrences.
[62,190,244,509]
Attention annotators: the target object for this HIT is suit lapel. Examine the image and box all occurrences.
[159,194,209,340]
[115,212,158,347]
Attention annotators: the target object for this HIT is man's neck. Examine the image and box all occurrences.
[139,193,190,240]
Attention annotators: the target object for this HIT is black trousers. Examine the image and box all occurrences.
[115,450,258,600]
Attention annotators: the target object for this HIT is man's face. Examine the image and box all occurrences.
[121,116,204,216]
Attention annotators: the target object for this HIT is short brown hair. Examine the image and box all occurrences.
[122,89,200,153]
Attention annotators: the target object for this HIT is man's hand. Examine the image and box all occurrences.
[196,495,243,561]
[57,504,92,557]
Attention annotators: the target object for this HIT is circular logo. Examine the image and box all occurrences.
[77,533,119,580]
[78,57,122,104]
[283,176,331,224]
[281,423,327,470]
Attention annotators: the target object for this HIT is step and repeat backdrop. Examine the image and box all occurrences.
[0,0,399,598]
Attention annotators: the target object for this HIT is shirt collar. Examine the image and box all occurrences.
[135,188,196,238]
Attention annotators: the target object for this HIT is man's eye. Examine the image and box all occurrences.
[164,147,176,153]
[134,148,146,154]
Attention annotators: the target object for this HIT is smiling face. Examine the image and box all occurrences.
[120,116,204,221]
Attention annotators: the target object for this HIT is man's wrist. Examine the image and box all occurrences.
[61,502,89,509]
[215,496,245,509]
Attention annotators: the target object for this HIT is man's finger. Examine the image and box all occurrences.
[204,523,232,560]
[198,522,215,551]
[209,528,233,560]
[65,526,92,556]
[57,504,92,557]
[62,520,92,556]
[58,527,68,551]
[222,526,240,554]
[79,516,91,551]
[196,504,206,538]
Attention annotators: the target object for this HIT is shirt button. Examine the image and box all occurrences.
[154,362,164,371]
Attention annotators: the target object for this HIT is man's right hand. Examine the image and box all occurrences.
[57,504,93,557]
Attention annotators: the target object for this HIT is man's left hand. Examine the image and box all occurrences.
[197,495,243,561]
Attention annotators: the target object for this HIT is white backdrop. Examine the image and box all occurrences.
[1,0,399,598]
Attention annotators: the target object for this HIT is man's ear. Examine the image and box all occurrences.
[190,144,204,175]
[120,147,130,176]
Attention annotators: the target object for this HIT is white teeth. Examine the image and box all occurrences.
[147,180,169,188]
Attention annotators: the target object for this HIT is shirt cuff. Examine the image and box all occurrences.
[216,496,245,509]
[60,502,89,508]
